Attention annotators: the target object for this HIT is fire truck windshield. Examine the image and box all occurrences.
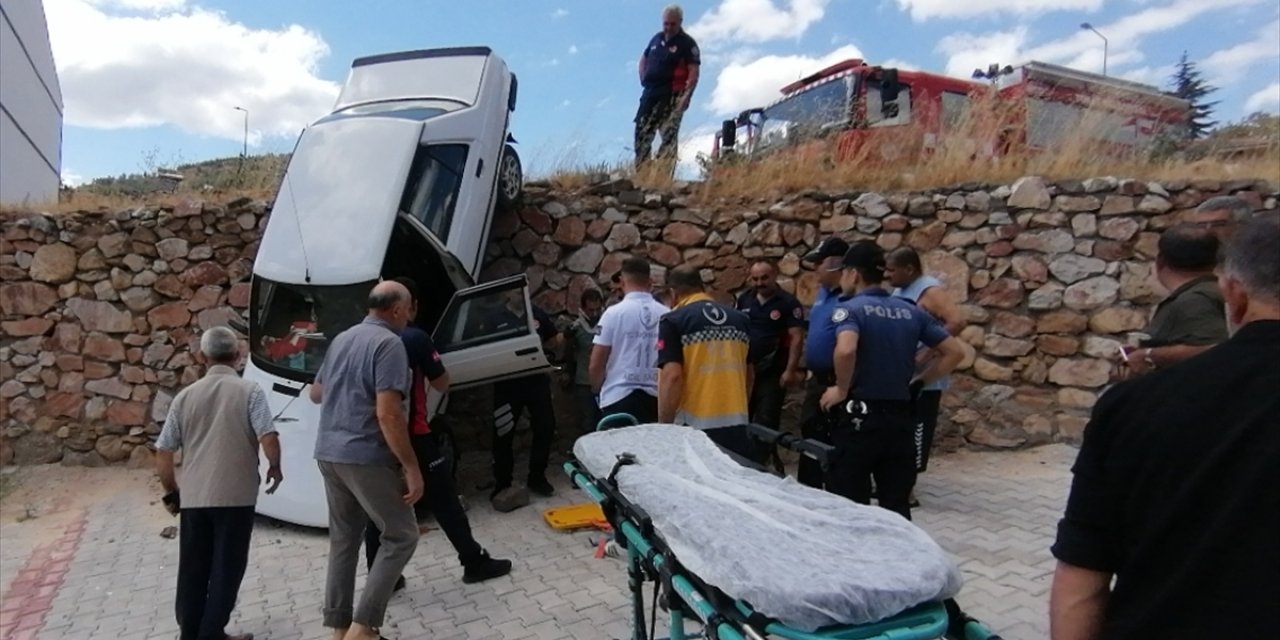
[758,76,854,150]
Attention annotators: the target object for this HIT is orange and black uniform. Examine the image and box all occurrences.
[635,29,699,164]
[656,293,756,458]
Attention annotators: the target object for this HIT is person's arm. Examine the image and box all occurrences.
[589,345,611,395]
[918,336,965,386]
[1050,561,1112,640]
[374,341,422,504]
[308,382,323,404]
[153,396,183,514]
[655,317,684,423]
[247,385,283,493]
[822,329,859,410]
[1140,343,1213,370]
[658,363,684,424]
[638,53,647,83]
[680,64,700,110]
[414,332,451,393]
[918,287,966,336]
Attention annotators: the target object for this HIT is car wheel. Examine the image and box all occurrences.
[497,145,523,209]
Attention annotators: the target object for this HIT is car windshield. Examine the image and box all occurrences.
[249,277,373,380]
[759,77,852,150]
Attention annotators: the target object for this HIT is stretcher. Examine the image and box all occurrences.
[564,416,1002,640]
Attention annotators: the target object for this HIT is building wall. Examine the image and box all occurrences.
[0,0,63,205]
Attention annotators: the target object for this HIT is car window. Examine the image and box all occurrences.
[248,277,372,380]
[433,276,531,354]
[400,143,470,242]
[865,80,913,128]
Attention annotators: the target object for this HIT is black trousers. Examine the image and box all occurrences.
[492,375,556,488]
[797,372,834,489]
[634,89,684,166]
[827,409,917,520]
[575,384,602,435]
[365,432,483,570]
[599,389,659,425]
[175,506,255,640]
[748,361,786,431]
[913,390,943,473]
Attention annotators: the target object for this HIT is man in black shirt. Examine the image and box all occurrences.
[1049,214,1279,639]
[634,4,700,167]
[736,261,804,431]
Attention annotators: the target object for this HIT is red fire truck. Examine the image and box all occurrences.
[710,58,1191,164]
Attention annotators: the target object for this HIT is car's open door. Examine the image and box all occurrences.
[428,275,552,415]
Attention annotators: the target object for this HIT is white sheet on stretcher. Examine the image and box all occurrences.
[574,425,963,632]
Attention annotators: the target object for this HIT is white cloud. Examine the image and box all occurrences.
[690,0,830,47]
[60,169,87,187]
[568,45,579,55]
[936,0,1264,79]
[1118,65,1174,86]
[895,0,1102,21]
[1243,82,1280,113]
[677,126,720,180]
[45,0,339,144]
[706,44,864,115]
[1201,20,1280,84]
[551,8,569,19]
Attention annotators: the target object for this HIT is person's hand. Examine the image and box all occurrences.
[264,465,283,494]
[780,369,804,389]
[819,386,843,411]
[162,491,180,516]
[402,466,425,505]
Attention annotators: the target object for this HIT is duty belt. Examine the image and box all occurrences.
[842,398,913,417]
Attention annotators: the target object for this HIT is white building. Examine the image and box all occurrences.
[1,0,63,205]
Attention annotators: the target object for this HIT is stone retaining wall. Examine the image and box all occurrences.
[2,177,1275,465]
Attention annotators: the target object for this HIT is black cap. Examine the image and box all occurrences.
[802,237,850,263]
[841,240,886,272]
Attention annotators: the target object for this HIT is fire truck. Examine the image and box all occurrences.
[710,58,1191,164]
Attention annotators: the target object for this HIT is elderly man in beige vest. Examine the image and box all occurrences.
[155,326,283,640]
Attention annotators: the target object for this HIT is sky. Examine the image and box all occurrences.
[43,0,1280,186]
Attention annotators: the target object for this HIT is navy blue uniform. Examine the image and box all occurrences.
[737,290,804,430]
[488,304,559,492]
[635,30,700,165]
[797,285,842,488]
[829,289,948,519]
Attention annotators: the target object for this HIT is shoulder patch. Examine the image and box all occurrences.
[769,309,781,321]
[832,307,850,322]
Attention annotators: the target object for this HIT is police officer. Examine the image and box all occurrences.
[737,261,805,431]
[796,237,849,488]
[819,242,965,520]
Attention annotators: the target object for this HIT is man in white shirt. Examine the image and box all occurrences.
[590,257,670,423]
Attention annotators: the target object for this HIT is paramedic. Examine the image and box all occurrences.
[796,236,848,488]
[487,296,561,499]
[1049,214,1278,639]
[820,242,965,520]
[885,247,966,497]
[591,257,670,423]
[736,261,805,431]
[634,4,700,167]
[657,267,756,459]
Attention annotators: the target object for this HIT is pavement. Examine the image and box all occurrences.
[0,443,1076,640]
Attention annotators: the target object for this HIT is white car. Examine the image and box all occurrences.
[240,47,550,527]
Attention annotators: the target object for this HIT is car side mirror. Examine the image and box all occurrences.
[721,119,736,149]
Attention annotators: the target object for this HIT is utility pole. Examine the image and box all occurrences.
[1080,23,1108,76]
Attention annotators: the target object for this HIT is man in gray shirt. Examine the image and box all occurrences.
[155,326,283,640]
[309,280,423,640]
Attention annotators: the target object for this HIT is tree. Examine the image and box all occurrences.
[1169,52,1218,139]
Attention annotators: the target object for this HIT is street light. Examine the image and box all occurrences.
[232,106,248,158]
[1080,23,1108,76]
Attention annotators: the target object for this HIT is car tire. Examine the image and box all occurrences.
[496,145,523,210]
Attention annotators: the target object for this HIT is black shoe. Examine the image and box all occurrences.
[489,483,511,501]
[393,575,406,592]
[462,551,513,584]
[527,476,555,497]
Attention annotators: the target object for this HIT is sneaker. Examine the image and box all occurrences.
[462,551,513,584]
[527,476,556,497]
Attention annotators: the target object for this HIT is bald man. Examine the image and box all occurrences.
[309,280,423,640]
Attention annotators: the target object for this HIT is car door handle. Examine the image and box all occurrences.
[515,347,537,356]
[476,158,484,177]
